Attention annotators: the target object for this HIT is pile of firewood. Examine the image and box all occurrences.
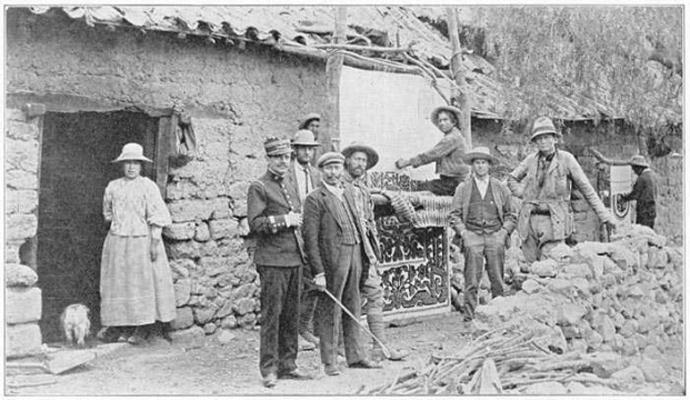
[365,320,620,395]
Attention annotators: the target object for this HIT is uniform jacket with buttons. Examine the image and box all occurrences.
[507,149,612,242]
[247,170,305,267]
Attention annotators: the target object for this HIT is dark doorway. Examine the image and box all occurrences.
[37,111,160,342]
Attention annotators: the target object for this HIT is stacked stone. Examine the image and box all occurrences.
[475,224,682,383]
[164,120,263,335]
[6,264,43,358]
[5,107,41,264]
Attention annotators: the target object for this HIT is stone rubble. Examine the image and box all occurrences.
[451,224,682,392]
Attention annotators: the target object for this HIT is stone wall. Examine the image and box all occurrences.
[7,9,328,334]
[5,107,41,265]
[6,264,43,358]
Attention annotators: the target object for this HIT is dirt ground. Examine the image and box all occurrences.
[8,312,684,396]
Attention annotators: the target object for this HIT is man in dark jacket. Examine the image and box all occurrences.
[449,147,517,321]
[620,155,658,229]
[247,137,311,388]
[395,105,470,196]
[302,152,382,376]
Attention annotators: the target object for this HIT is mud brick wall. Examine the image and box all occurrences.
[7,9,328,333]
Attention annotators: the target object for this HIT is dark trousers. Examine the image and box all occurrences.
[463,230,505,319]
[298,268,319,335]
[416,175,462,196]
[636,205,656,230]
[316,244,366,366]
[257,264,302,377]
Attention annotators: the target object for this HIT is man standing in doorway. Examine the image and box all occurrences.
[247,137,312,388]
[449,147,517,321]
[620,155,658,229]
[394,105,470,196]
[289,129,321,350]
[508,117,616,263]
[341,143,408,361]
[303,152,382,376]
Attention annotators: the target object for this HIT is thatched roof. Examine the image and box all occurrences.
[24,6,677,124]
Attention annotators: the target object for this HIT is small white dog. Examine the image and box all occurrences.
[60,303,91,347]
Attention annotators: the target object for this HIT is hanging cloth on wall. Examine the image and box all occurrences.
[174,111,197,157]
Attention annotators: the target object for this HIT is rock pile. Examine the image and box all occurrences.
[475,224,682,359]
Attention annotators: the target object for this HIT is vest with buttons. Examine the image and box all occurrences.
[466,179,502,234]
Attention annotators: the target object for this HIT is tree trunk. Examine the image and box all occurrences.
[446,7,472,149]
[326,6,347,152]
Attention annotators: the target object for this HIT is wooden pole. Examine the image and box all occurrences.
[446,7,472,149]
[326,6,347,152]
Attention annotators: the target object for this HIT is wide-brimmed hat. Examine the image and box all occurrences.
[430,105,462,127]
[298,113,321,129]
[317,152,345,168]
[341,142,379,170]
[463,146,497,164]
[629,155,649,168]
[529,117,561,142]
[291,129,320,147]
[112,143,153,163]
[264,137,292,156]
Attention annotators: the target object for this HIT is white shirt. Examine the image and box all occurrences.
[473,175,490,199]
[294,162,312,203]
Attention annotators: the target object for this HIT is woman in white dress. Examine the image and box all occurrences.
[98,143,176,344]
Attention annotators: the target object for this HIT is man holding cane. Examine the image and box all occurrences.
[302,152,382,376]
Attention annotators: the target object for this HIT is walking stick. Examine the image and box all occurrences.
[309,280,392,359]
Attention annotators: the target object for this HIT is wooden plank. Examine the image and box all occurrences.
[155,115,176,198]
[325,6,347,152]
[446,8,473,149]
[7,375,57,389]
[44,349,95,375]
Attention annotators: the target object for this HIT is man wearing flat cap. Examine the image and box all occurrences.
[620,155,658,229]
[303,152,382,376]
[289,129,321,350]
[395,105,470,196]
[508,117,616,263]
[342,143,408,361]
[247,137,312,387]
[449,146,517,321]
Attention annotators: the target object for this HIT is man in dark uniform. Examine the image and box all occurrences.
[247,137,312,388]
[449,147,517,321]
[620,155,658,229]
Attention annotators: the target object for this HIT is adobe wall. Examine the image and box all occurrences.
[6,8,328,335]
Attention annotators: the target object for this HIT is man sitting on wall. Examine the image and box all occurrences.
[394,105,470,196]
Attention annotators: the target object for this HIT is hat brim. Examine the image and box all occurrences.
[629,161,649,168]
[112,155,153,163]
[341,144,379,170]
[430,106,462,127]
[529,131,561,142]
[463,152,497,165]
[292,141,320,147]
